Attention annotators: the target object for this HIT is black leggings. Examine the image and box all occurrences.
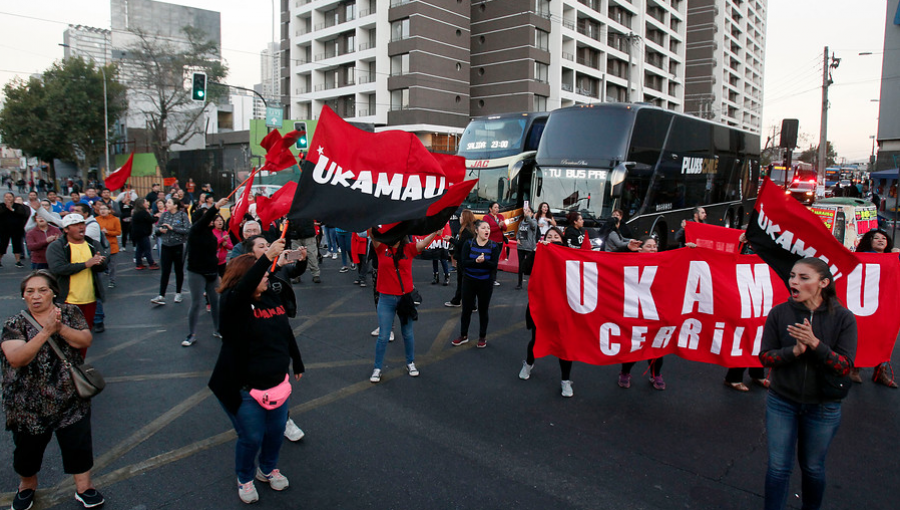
[461,276,493,338]
[0,230,24,255]
[121,221,132,247]
[517,249,533,286]
[159,243,185,295]
[622,358,664,377]
[526,329,572,380]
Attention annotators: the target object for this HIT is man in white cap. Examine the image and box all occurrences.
[46,214,108,335]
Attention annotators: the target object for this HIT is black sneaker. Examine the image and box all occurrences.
[15,261,24,268]
[13,488,35,510]
[93,323,105,333]
[75,488,105,508]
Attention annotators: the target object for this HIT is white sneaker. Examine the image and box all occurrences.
[181,335,196,347]
[371,327,380,337]
[389,331,395,342]
[370,368,382,383]
[332,253,338,260]
[407,362,419,377]
[237,480,259,503]
[150,295,166,305]
[519,361,533,380]
[284,418,305,441]
[493,280,501,286]
[561,380,574,398]
[255,468,289,491]
[174,293,183,303]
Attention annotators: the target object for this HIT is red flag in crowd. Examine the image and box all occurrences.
[685,222,744,254]
[287,106,476,245]
[230,168,257,238]
[255,181,298,229]
[104,153,134,191]
[530,243,899,368]
[259,129,301,172]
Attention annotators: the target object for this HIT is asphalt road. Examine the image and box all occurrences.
[0,251,896,510]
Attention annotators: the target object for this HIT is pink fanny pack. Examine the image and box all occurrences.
[249,375,292,410]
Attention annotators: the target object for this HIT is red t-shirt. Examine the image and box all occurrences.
[376,242,420,295]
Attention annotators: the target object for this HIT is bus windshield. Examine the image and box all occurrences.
[464,166,517,211]
[538,170,609,223]
[458,117,527,160]
[536,107,632,166]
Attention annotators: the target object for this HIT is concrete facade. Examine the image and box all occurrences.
[876,0,900,170]
[684,0,766,134]
[62,25,112,65]
[285,0,687,148]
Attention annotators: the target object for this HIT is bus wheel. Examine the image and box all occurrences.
[724,210,734,229]
[652,223,667,251]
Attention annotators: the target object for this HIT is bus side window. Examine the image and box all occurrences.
[667,116,712,207]
[525,119,546,152]
[627,109,670,215]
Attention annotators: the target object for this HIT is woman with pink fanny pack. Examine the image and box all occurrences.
[207,239,304,504]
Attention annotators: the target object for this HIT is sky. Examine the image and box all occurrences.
[0,0,889,162]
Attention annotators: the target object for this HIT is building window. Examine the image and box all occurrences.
[534,94,547,112]
[391,53,410,76]
[391,18,410,41]
[535,0,550,17]
[534,62,549,83]
[391,88,409,110]
[535,28,549,51]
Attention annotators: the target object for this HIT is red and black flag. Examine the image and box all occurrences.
[746,177,859,287]
[287,106,476,244]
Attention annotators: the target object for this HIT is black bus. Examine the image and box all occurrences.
[530,103,760,249]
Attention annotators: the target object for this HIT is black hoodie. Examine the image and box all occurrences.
[759,298,857,404]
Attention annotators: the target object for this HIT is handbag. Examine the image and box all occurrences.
[819,369,852,400]
[248,374,292,410]
[21,311,106,400]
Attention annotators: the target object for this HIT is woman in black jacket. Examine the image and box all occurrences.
[208,241,304,504]
[444,209,475,307]
[183,198,229,347]
[130,198,158,269]
[759,257,856,510]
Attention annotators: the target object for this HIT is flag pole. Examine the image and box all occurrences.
[226,167,260,201]
[271,220,288,272]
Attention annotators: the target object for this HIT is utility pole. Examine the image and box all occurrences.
[818,46,840,185]
[626,32,633,102]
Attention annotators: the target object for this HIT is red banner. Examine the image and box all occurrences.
[684,222,744,253]
[104,152,134,191]
[530,243,900,368]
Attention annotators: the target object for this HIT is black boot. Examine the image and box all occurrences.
[431,272,439,285]
[443,273,450,286]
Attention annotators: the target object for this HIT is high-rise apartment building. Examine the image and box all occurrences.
[684,0,766,134]
[471,0,686,114]
[62,25,112,64]
[285,0,687,149]
[254,42,281,119]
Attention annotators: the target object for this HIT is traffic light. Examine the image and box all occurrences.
[294,121,308,149]
[191,72,207,102]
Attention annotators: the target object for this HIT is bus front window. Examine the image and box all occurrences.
[463,166,517,211]
[537,173,609,226]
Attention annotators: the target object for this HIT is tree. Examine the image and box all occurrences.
[798,142,837,168]
[123,26,228,173]
[0,57,125,184]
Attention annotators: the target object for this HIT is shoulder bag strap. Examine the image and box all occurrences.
[19,310,70,365]
[391,249,407,295]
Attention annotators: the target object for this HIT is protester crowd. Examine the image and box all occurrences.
[0,181,895,510]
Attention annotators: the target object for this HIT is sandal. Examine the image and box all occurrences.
[873,363,899,389]
[724,381,750,392]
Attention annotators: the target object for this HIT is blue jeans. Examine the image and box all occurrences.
[765,391,842,510]
[94,299,104,325]
[223,390,290,484]
[336,232,352,266]
[135,236,155,266]
[374,293,415,370]
[31,262,49,270]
